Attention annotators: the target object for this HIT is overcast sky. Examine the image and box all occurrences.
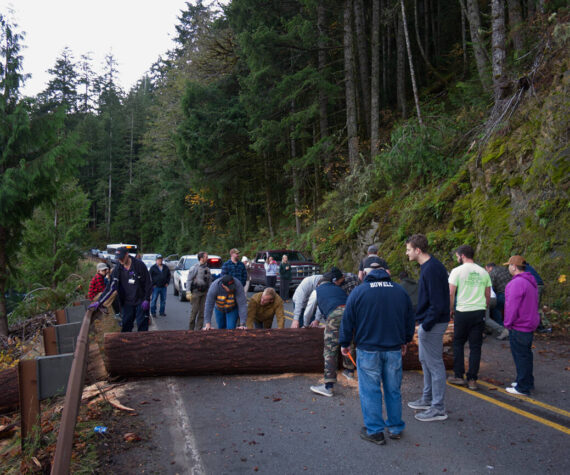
[0,0,194,97]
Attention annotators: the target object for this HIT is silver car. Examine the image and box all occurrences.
[172,254,222,302]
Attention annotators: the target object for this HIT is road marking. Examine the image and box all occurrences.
[447,381,570,435]
[167,377,205,474]
[476,379,570,419]
[284,310,294,321]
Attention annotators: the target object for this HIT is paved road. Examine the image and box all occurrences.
[115,289,569,474]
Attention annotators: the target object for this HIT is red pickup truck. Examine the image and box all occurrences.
[249,250,321,295]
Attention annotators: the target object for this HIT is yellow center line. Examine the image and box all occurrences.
[285,310,294,321]
[476,380,570,419]
[447,382,570,435]
[412,371,570,435]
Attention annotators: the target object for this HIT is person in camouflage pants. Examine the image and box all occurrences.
[310,267,357,397]
[324,306,356,384]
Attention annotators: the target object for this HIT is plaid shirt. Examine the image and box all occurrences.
[88,272,106,300]
[221,259,248,286]
[490,266,511,294]
[341,273,360,295]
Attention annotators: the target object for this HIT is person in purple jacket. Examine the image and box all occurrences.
[503,255,540,396]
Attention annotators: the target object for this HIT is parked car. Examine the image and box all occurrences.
[172,254,222,301]
[104,243,138,264]
[249,250,320,295]
[141,253,159,271]
[164,254,179,272]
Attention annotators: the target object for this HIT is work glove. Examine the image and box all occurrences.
[141,300,150,312]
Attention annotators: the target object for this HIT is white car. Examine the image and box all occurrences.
[141,253,159,271]
[172,254,222,302]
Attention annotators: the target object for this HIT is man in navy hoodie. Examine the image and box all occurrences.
[340,260,415,444]
[405,234,450,422]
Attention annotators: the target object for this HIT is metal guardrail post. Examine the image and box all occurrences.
[50,309,94,475]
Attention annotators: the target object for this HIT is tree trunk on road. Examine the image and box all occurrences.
[104,327,454,377]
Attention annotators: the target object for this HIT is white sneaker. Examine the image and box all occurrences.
[506,386,530,396]
[310,384,333,397]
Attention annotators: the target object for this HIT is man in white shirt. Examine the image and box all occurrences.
[447,245,491,390]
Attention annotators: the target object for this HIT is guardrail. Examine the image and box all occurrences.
[50,307,94,474]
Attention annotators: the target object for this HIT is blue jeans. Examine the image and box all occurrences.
[357,348,405,436]
[151,286,167,315]
[418,322,448,411]
[214,307,239,329]
[121,303,148,332]
[509,329,534,394]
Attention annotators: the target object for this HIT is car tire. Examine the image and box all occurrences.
[173,284,179,296]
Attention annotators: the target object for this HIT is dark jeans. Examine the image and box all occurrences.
[296,305,316,328]
[453,309,485,380]
[495,292,505,324]
[121,303,149,332]
[266,275,277,289]
[509,329,534,394]
[279,278,290,300]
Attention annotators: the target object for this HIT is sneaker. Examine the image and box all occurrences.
[414,408,448,422]
[360,427,386,445]
[537,326,552,334]
[467,379,478,390]
[496,328,509,340]
[447,376,467,386]
[387,430,402,440]
[407,398,431,410]
[506,386,530,396]
[310,384,333,397]
[342,369,355,381]
[160,313,166,317]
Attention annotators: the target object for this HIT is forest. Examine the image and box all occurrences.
[0,0,568,335]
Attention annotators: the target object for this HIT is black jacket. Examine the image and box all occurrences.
[149,263,171,287]
[106,258,152,306]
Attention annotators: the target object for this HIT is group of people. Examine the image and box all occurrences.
[89,237,543,445]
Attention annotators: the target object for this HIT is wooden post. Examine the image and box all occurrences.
[43,327,58,356]
[18,359,39,447]
[55,309,66,325]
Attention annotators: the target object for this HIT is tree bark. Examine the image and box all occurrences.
[264,157,274,237]
[353,0,371,138]
[370,0,380,159]
[462,0,491,89]
[401,0,423,126]
[290,121,302,236]
[0,367,18,411]
[317,0,332,181]
[0,226,8,337]
[491,0,508,103]
[414,0,447,84]
[507,0,524,53]
[395,10,407,118]
[344,0,359,172]
[103,327,454,377]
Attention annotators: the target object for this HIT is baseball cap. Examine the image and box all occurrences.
[230,248,240,255]
[503,255,526,267]
[96,263,108,271]
[115,247,128,260]
[368,244,378,254]
[221,274,236,291]
[156,254,163,259]
[364,257,389,274]
[329,267,343,282]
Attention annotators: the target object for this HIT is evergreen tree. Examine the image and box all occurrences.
[0,15,79,335]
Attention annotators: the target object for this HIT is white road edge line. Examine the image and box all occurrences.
[167,377,205,475]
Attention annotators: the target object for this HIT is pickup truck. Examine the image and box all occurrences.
[249,250,320,295]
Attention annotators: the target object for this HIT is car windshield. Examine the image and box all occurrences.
[207,257,222,269]
[269,251,306,262]
[183,258,199,270]
[142,254,157,261]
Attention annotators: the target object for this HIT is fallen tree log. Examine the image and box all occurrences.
[0,367,19,412]
[104,326,454,377]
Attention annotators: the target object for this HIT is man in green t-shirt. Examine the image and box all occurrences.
[447,244,491,390]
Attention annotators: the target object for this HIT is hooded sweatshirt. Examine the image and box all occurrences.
[339,269,415,352]
[204,277,247,326]
[504,272,540,332]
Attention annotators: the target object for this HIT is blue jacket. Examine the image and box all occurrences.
[340,269,415,351]
[316,282,347,318]
[415,256,450,331]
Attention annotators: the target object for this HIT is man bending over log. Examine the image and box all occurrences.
[246,288,285,329]
[203,275,247,330]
